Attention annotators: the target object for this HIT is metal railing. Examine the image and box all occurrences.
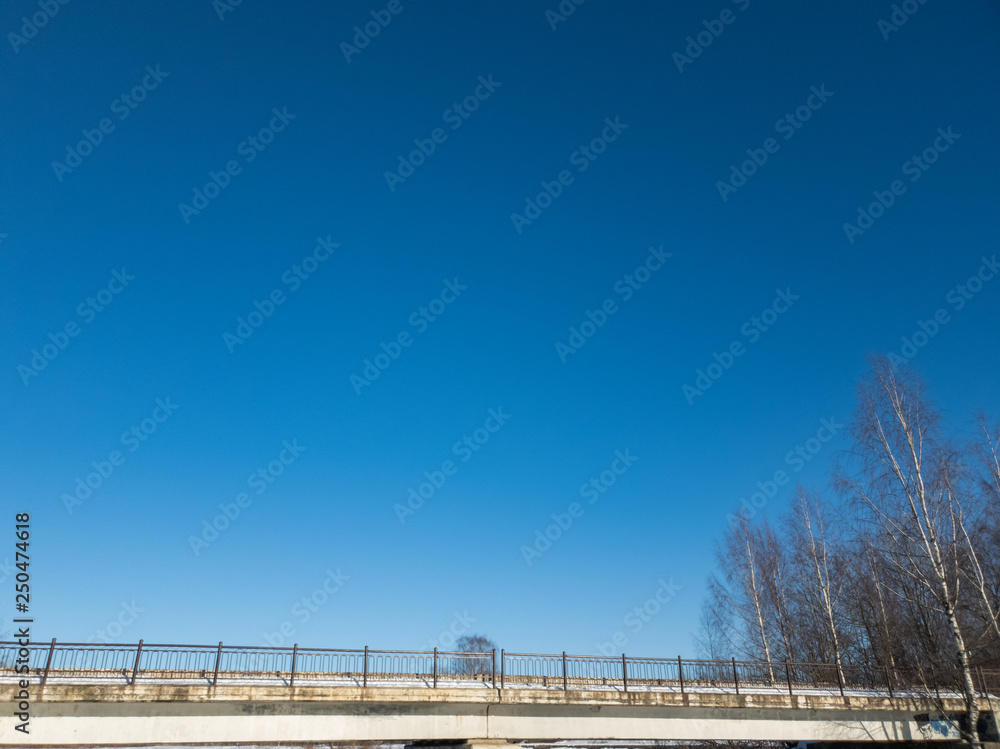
[2,639,997,699]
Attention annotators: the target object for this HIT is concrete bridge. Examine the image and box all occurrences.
[2,641,997,746]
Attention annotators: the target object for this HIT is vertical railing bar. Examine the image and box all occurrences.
[886,665,894,698]
[433,647,438,688]
[491,649,496,689]
[130,640,143,685]
[363,646,368,688]
[622,653,628,693]
[289,644,297,688]
[501,649,505,689]
[562,651,568,691]
[41,638,56,686]
[677,655,684,694]
[212,642,222,686]
[732,657,739,695]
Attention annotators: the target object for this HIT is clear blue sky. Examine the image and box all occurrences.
[2,0,998,657]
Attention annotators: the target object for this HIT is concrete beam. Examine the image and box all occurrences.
[0,682,986,746]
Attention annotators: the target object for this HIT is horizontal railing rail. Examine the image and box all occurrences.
[1,640,997,699]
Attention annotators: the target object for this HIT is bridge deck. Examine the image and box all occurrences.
[1,671,982,701]
[2,678,995,746]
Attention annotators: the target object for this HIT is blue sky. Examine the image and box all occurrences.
[2,0,998,657]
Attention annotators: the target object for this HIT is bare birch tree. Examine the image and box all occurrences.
[839,357,982,748]
[705,510,780,679]
[965,414,1000,648]
[786,487,847,685]
[758,519,798,664]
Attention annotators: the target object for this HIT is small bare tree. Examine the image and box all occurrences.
[451,634,496,677]
[694,597,736,660]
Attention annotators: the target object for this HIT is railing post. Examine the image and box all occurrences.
[491,649,496,689]
[500,649,505,689]
[41,638,56,686]
[289,644,298,688]
[835,661,844,698]
[785,659,793,698]
[363,646,368,688]
[622,653,628,693]
[130,640,143,685]
[732,657,739,695]
[433,647,438,688]
[677,655,684,694]
[212,641,222,686]
[562,651,568,691]
[885,665,894,698]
